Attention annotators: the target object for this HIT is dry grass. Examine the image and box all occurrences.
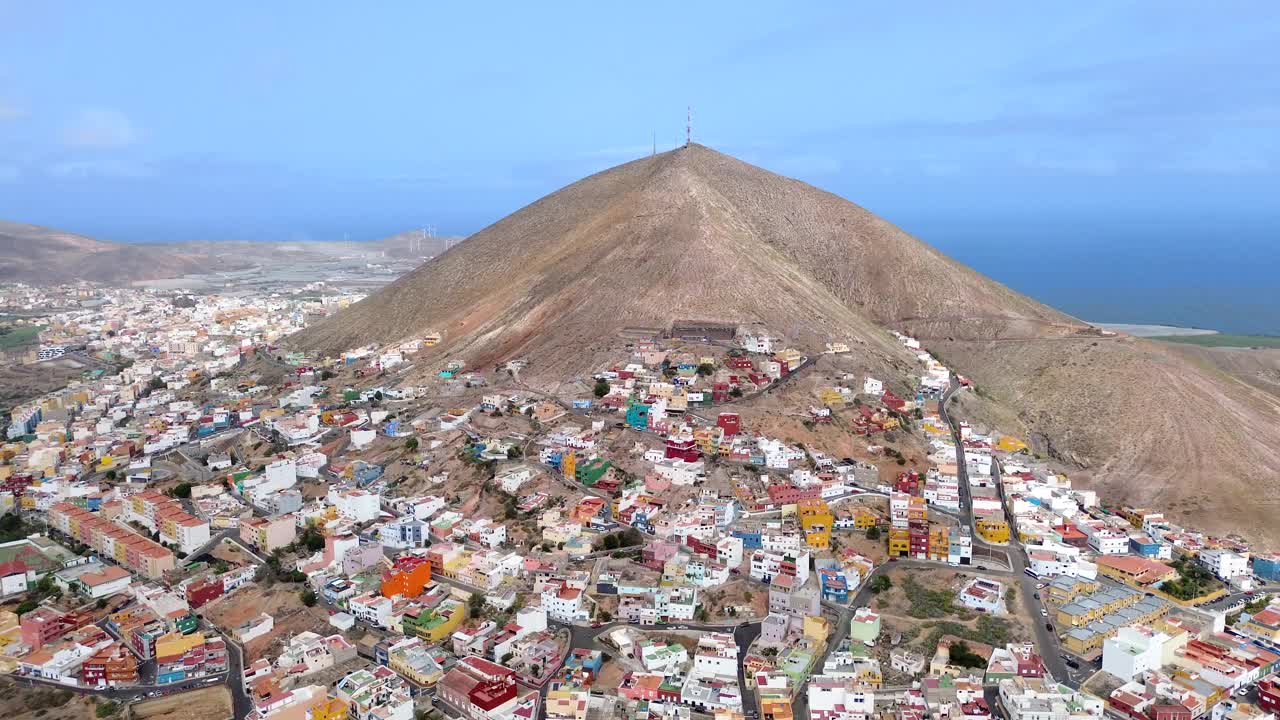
[131,686,232,720]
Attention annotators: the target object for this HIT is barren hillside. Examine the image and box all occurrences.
[292,143,1280,546]
[0,220,234,285]
[294,144,1077,369]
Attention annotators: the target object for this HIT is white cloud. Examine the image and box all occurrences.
[61,108,138,148]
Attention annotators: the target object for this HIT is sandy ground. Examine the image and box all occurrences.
[131,686,233,720]
[203,580,336,663]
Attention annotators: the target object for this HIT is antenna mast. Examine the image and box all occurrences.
[686,106,691,147]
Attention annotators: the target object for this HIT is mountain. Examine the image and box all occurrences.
[293,144,1280,546]
[0,221,224,285]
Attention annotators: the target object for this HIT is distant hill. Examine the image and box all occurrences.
[293,143,1280,546]
[368,230,465,260]
[0,221,229,285]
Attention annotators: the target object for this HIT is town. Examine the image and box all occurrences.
[0,283,1277,720]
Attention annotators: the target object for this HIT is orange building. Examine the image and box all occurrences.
[381,559,432,598]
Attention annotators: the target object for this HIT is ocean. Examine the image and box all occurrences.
[902,212,1280,336]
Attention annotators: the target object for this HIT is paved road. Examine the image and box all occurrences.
[939,377,1073,686]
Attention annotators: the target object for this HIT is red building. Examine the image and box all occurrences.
[185,577,225,609]
[20,607,91,650]
[438,656,519,718]
[882,390,906,412]
[683,535,717,560]
[81,643,139,687]
[767,483,823,505]
[1258,676,1280,714]
[726,356,754,370]
[716,412,741,437]
[895,470,920,495]
[664,436,700,463]
[712,383,730,403]
[1053,524,1089,549]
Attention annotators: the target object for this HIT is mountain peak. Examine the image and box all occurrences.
[292,146,1074,370]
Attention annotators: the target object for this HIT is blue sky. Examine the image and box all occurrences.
[0,2,1277,242]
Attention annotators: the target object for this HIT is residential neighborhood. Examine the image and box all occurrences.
[0,282,1277,720]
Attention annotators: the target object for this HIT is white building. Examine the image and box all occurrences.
[1086,528,1129,556]
[347,593,394,629]
[1199,549,1250,579]
[263,457,298,491]
[808,676,876,719]
[497,466,537,494]
[541,583,587,623]
[1102,626,1173,682]
[998,676,1104,720]
[329,488,381,523]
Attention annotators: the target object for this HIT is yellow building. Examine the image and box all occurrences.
[760,696,795,720]
[804,615,832,643]
[851,507,878,530]
[561,451,576,481]
[976,518,1010,543]
[1046,577,1099,605]
[928,525,950,562]
[819,388,845,407]
[310,697,350,720]
[995,436,1028,453]
[888,529,910,557]
[798,500,833,550]
[405,599,468,642]
[155,631,205,660]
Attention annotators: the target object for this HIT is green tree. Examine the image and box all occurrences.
[507,445,522,459]
[866,526,881,541]
[696,363,715,377]
[870,575,892,594]
[300,589,317,607]
[729,386,744,398]
[404,437,419,451]
[949,641,987,668]
[602,534,620,550]
[173,482,193,499]
[593,379,610,398]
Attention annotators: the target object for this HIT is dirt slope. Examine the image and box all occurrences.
[292,143,1280,546]
[294,144,1075,368]
[930,335,1280,546]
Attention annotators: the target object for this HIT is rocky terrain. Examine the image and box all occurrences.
[292,143,1280,544]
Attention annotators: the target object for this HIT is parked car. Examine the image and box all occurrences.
[1040,608,1048,617]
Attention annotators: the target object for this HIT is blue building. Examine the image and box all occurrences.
[820,571,849,603]
[733,529,763,550]
[1254,555,1280,582]
[1129,535,1163,558]
[625,403,650,430]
